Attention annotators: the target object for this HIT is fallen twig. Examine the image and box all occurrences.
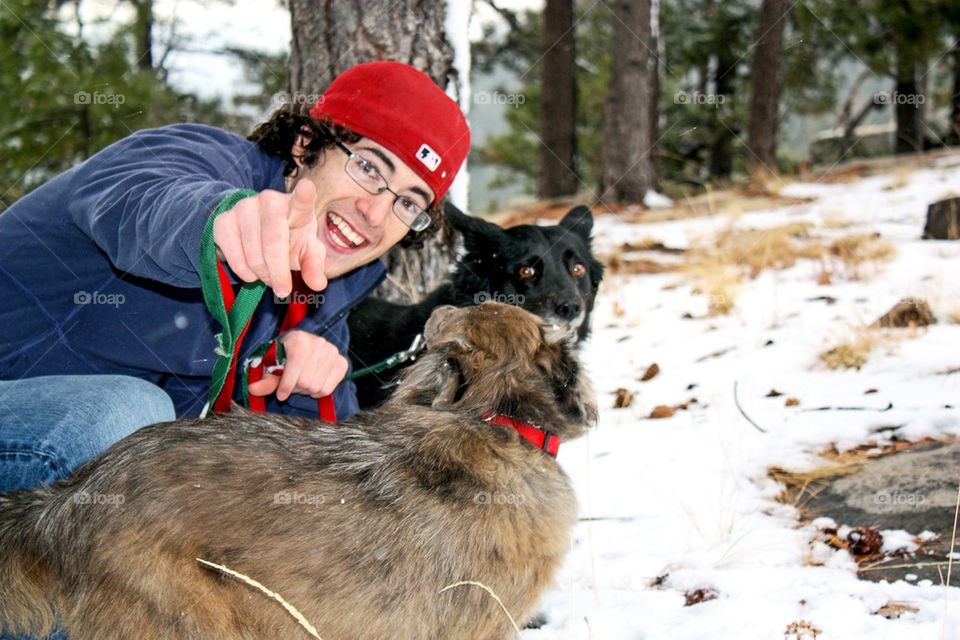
[439,581,521,635]
[733,381,767,433]
[196,558,322,640]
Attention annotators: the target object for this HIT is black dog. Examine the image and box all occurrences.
[348,204,604,408]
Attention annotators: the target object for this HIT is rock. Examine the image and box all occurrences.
[874,298,937,328]
[923,197,960,240]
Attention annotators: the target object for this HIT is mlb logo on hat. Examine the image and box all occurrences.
[416,144,442,172]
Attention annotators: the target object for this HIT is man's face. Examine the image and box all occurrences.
[294,138,434,280]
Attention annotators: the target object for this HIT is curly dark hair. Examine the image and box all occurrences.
[247,101,442,248]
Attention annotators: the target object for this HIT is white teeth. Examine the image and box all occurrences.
[329,212,364,247]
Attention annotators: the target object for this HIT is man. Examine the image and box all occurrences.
[0,61,471,494]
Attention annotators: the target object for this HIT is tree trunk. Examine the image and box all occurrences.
[601,0,656,204]
[133,0,153,71]
[287,0,462,304]
[538,0,578,198]
[648,0,662,192]
[948,41,960,146]
[894,53,922,154]
[746,0,789,180]
[708,38,736,178]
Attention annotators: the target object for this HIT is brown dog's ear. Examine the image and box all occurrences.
[430,354,467,410]
[424,305,463,347]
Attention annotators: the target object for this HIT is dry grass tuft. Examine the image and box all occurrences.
[947,306,960,325]
[676,220,895,314]
[710,222,815,278]
[604,255,676,275]
[882,168,914,191]
[822,214,855,230]
[686,258,741,315]
[769,458,866,505]
[820,331,879,370]
[828,233,896,266]
[683,222,815,314]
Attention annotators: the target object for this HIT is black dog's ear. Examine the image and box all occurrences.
[445,202,505,252]
[558,206,594,240]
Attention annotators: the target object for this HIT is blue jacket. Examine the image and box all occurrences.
[0,124,385,420]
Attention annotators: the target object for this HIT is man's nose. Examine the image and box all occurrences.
[356,192,393,228]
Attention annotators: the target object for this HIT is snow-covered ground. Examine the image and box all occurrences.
[530,156,960,639]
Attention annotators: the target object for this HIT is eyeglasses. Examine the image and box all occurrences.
[332,140,432,233]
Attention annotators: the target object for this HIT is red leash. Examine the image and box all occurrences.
[213,269,336,423]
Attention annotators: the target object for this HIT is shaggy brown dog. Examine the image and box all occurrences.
[0,302,596,640]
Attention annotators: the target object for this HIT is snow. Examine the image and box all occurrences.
[528,158,960,638]
[644,190,674,208]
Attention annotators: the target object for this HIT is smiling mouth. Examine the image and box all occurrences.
[325,212,370,252]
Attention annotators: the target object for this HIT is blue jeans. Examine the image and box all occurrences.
[0,374,176,639]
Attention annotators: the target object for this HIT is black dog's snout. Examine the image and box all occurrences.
[555,300,581,320]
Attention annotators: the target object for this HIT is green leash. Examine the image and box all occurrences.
[199,189,264,416]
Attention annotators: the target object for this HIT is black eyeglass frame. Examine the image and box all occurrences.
[332,140,433,233]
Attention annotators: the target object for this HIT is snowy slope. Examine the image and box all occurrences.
[528,157,960,639]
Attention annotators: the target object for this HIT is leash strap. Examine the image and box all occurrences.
[200,190,336,422]
[348,333,425,380]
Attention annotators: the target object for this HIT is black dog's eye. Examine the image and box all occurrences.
[570,262,586,277]
[518,265,536,280]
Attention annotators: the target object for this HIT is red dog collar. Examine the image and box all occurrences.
[482,413,560,457]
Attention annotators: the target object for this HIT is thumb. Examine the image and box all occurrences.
[248,374,280,397]
[288,178,317,226]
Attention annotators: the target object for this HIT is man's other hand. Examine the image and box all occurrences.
[247,330,348,401]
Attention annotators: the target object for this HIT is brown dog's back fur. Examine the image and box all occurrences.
[0,303,596,639]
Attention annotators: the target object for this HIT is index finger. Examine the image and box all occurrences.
[261,191,294,298]
[287,179,317,227]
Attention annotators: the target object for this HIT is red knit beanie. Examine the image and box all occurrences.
[309,61,470,205]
